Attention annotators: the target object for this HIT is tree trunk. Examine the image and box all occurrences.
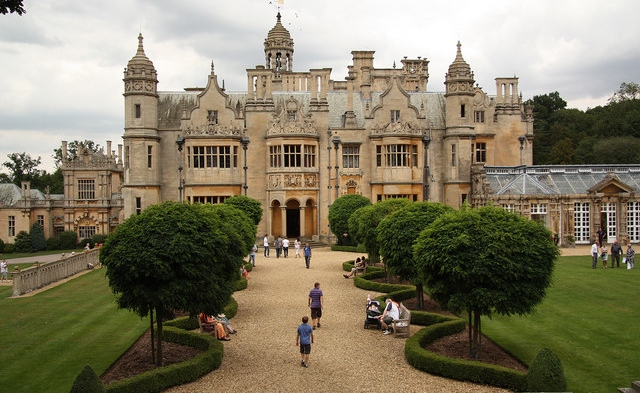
[416,284,424,310]
[149,309,155,365]
[468,313,472,355]
[155,309,164,366]
[470,311,480,359]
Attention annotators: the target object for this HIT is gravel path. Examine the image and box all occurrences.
[164,248,512,393]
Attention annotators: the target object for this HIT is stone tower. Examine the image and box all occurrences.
[264,12,294,74]
[443,41,475,205]
[122,34,160,216]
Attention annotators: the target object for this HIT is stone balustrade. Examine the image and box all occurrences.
[11,250,100,297]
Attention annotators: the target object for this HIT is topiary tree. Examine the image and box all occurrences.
[348,198,411,263]
[30,222,46,252]
[224,195,264,226]
[414,205,559,359]
[328,194,371,246]
[378,202,453,309]
[13,230,32,253]
[527,347,567,392]
[69,365,105,393]
[100,201,254,366]
[58,230,77,249]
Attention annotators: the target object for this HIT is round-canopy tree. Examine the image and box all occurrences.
[328,194,371,246]
[224,195,264,226]
[413,205,559,359]
[378,202,453,309]
[99,201,254,366]
[348,198,411,263]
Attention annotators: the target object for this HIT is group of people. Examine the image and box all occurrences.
[259,235,313,268]
[199,312,238,341]
[591,236,635,269]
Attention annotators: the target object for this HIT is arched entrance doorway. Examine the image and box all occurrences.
[286,199,300,238]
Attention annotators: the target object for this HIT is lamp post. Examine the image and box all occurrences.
[422,133,431,201]
[176,135,185,202]
[332,135,341,200]
[241,134,250,195]
[518,135,525,165]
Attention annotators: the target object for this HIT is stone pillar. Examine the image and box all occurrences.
[299,206,306,238]
[280,206,287,238]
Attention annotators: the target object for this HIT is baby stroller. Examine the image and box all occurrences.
[364,300,382,329]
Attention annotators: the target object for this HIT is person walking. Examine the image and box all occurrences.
[611,240,622,268]
[294,238,301,258]
[275,236,282,258]
[249,243,258,267]
[591,241,599,269]
[296,315,314,368]
[263,235,270,258]
[282,238,290,258]
[626,244,635,269]
[308,282,323,329]
[0,260,8,282]
[303,242,312,269]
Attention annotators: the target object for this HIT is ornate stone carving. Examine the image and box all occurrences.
[304,174,317,187]
[267,97,317,136]
[184,123,242,136]
[371,121,423,136]
[284,174,302,187]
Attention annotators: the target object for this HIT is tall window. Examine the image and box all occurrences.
[474,110,485,123]
[191,196,228,204]
[451,144,457,167]
[530,203,548,225]
[269,144,316,168]
[78,179,95,199]
[460,104,466,118]
[574,202,590,243]
[475,143,486,163]
[8,216,15,237]
[79,226,96,239]
[190,146,238,168]
[342,145,360,168]
[390,110,401,123]
[270,145,282,168]
[304,145,316,168]
[147,145,152,168]
[283,145,301,167]
[207,110,218,124]
[135,104,141,118]
[628,202,640,242]
[135,197,142,215]
[37,215,45,228]
[376,144,417,167]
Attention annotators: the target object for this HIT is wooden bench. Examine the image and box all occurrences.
[392,302,411,338]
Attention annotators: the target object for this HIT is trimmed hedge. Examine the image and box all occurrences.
[405,320,527,392]
[104,326,223,393]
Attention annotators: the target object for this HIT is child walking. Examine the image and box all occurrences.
[296,315,314,368]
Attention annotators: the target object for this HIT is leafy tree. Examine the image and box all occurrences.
[348,198,411,263]
[378,202,453,309]
[547,137,577,164]
[13,230,32,253]
[100,201,253,366]
[2,152,42,184]
[30,222,46,252]
[328,194,371,246]
[53,140,102,168]
[0,0,25,15]
[34,167,63,194]
[413,205,558,359]
[528,92,567,164]
[609,82,640,103]
[58,230,78,249]
[224,195,264,226]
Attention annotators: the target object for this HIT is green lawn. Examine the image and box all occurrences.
[483,255,640,393]
[0,269,147,393]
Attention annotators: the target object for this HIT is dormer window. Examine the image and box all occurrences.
[390,110,400,123]
[207,110,218,125]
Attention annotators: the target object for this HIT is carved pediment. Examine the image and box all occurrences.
[371,120,424,136]
[184,123,242,137]
[587,173,634,195]
[267,97,317,136]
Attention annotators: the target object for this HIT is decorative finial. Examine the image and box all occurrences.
[211,60,215,75]
[136,33,145,56]
[393,61,396,69]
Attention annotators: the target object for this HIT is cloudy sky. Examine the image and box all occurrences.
[1,0,639,173]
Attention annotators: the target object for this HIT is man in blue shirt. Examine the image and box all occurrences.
[296,316,314,368]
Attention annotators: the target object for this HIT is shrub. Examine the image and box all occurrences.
[70,365,105,393]
[527,347,567,392]
[0,237,4,253]
[92,234,108,246]
[30,222,47,252]
[46,236,60,250]
[14,231,32,253]
[3,243,14,253]
[58,231,78,249]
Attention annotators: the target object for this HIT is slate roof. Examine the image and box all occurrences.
[0,184,45,207]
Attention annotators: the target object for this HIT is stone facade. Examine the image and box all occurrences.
[122,13,533,242]
[0,141,123,244]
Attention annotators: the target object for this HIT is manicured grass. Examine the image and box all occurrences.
[1,248,83,260]
[482,255,640,393]
[0,269,147,393]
